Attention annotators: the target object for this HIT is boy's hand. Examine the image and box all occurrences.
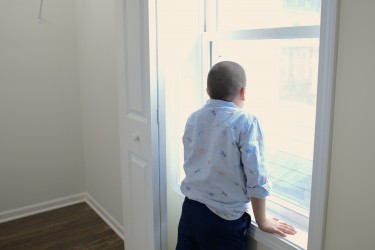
[250,197,297,237]
[257,217,297,237]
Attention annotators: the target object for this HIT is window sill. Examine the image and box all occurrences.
[249,222,307,250]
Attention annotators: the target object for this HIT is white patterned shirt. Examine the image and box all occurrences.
[181,99,271,220]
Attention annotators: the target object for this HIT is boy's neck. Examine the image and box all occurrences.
[209,98,243,109]
[232,96,244,109]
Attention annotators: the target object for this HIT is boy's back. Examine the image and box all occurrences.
[181,99,270,221]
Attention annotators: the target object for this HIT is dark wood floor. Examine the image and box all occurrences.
[0,203,124,250]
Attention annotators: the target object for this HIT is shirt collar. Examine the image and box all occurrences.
[205,99,238,108]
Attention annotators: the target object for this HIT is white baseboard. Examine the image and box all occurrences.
[84,193,124,240]
[0,193,86,224]
[0,192,124,241]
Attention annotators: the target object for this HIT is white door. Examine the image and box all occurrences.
[117,0,160,250]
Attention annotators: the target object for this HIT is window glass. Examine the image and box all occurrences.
[211,38,319,209]
[216,0,321,31]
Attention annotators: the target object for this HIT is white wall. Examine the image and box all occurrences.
[324,1,375,249]
[0,0,84,212]
[76,0,123,226]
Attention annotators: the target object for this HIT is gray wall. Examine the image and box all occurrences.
[0,0,84,212]
[76,0,123,227]
[324,1,375,249]
[0,0,123,228]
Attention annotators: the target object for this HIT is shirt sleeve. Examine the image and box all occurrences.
[239,117,271,199]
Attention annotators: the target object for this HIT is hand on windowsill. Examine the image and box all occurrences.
[257,217,297,237]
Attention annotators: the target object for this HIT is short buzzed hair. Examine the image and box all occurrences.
[207,61,246,102]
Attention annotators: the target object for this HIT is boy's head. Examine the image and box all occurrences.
[207,61,246,103]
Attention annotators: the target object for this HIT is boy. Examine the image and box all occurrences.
[176,61,296,250]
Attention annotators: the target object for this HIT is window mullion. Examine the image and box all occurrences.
[204,25,320,41]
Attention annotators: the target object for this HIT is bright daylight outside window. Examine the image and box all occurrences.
[171,0,321,248]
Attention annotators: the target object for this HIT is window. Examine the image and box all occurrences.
[168,1,320,247]
[161,0,338,249]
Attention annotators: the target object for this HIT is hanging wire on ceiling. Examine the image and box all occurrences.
[38,0,44,22]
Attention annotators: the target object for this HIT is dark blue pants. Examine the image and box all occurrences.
[176,197,251,250]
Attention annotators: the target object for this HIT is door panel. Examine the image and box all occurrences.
[118,0,159,249]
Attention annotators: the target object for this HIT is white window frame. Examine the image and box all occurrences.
[160,0,339,249]
[307,1,339,249]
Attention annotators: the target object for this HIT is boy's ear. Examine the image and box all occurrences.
[206,88,209,96]
[240,87,246,101]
